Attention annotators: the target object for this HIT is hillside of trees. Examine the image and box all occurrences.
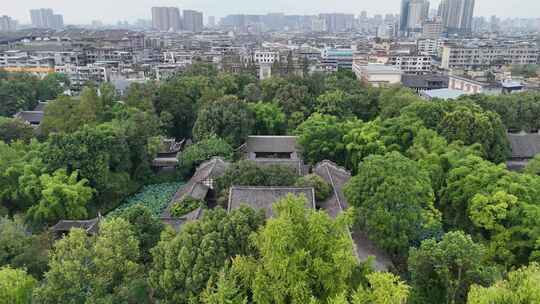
[1,65,540,303]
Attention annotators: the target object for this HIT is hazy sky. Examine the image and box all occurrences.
[2,0,539,24]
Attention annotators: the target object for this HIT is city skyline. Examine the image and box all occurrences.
[1,0,539,24]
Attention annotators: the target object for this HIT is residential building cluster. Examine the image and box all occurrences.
[0,2,538,99]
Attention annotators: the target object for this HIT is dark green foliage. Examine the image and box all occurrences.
[344,152,442,257]
[248,101,287,135]
[0,117,34,143]
[41,124,133,207]
[294,174,332,202]
[437,103,510,164]
[408,231,495,304]
[33,218,143,304]
[193,95,255,147]
[295,113,359,166]
[117,205,164,265]
[0,217,49,279]
[178,135,233,177]
[149,207,265,304]
[170,197,204,217]
[0,72,65,117]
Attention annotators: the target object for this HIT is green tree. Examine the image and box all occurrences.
[344,152,442,256]
[351,272,410,304]
[37,73,69,101]
[523,154,540,175]
[467,263,540,304]
[41,124,134,208]
[343,119,387,173]
[117,205,164,265]
[0,117,34,143]
[232,194,358,303]
[437,104,510,163]
[34,218,142,304]
[193,95,255,147]
[379,87,421,119]
[273,83,312,119]
[149,207,265,304]
[26,169,93,228]
[177,135,233,178]
[315,90,352,118]
[155,76,210,139]
[408,231,494,304]
[0,266,36,304]
[0,217,49,278]
[248,101,287,135]
[201,266,248,304]
[294,174,332,202]
[295,114,360,166]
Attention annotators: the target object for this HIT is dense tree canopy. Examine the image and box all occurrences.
[232,194,358,303]
[149,207,265,304]
[193,95,255,147]
[467,263,540,303]
[34,218,143,304]
[408,231,494,304]
[344,152,442,257]
[0,266,37,304]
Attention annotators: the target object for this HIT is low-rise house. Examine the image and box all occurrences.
[240,135,308,175]
[402,74,449,92]
[152,138,185,171]
[227,186,315,218]
[313,161,394,271]
[163,157,230,218]
[13,111,44,127]
[506,131,540,171]
[51,216,101,239]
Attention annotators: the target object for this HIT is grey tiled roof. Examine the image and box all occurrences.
[163,157,229,217]
[51,217,100,234]
[313,160,351,218]
[507,132,540,159]
[228,186,315,218]
[245,136,300,153]
[14,111,44,124]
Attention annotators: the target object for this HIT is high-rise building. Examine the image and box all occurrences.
[208,16,216,28]
[183,10,203,32]
[422,19,443,38]
[319,13,354,32]
[0,15,17,32]
[30,8,63,29]
[400,0,430,34]
[151,7,181,31]
[439,0,475,34]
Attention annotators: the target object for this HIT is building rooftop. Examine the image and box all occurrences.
[421,88,465,100]
[244,135,300,154]
[227,186,315,218]
[507,131,540,159]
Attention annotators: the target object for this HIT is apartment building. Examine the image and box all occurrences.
[388,55,433,74]
[441,42,540,70]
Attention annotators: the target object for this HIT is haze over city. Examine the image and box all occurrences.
[2,0,540,24]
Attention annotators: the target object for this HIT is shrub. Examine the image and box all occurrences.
[295,174,332,202]
[170,197,204,217]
